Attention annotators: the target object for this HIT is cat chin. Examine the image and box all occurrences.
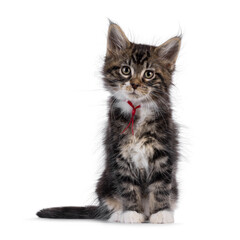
[113,90,147,104]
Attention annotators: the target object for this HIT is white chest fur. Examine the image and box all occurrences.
[125,138,149,170]
[117,100,155,171]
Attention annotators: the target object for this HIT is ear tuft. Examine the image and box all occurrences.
[156,36,181,71]
[107,22,130,56]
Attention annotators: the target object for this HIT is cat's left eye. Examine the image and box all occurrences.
[144,70,155,80]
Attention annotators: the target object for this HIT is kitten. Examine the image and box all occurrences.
[37,21,181,224]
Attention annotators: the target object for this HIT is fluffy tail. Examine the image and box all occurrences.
[37,206,109,219]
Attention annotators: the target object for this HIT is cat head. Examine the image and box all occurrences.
[102,22,181,105]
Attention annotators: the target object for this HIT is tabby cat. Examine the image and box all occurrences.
[37,21,181,224]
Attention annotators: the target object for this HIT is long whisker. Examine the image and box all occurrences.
[150,92,170,111]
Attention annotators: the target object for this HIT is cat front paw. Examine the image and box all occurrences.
[149,210,174,224]
[120,211,145,223]
[109,210,145,223]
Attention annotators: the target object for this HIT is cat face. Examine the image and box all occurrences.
[103,22,181,104]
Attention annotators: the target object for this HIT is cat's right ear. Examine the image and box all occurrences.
[107,21,130,56]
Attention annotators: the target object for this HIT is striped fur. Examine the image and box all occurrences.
[37,21,181,224]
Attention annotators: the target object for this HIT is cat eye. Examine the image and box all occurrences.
[144,70,155,80]
[121,66,131,76]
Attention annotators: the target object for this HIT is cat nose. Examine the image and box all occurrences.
[131,83,140,90]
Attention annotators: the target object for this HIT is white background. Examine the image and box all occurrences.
[0,0,240,239]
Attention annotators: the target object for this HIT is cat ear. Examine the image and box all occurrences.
[155,36,181,71]
[107,21,130,56]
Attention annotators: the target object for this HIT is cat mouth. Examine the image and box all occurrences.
[128,91,138,97]
[127,91,143,99]
[120,89,146,100]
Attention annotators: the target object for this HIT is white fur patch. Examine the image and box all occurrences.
[108,210,145,223]
[130,142,149,170]
[115,100,131,115]
[108,210,123,223]
[137,106,153,124]
[149,210,174,224]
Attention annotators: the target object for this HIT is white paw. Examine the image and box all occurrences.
[149,210,174,224]
[120,211,145,223]
[108,210,145,223]
[108,210,122,222]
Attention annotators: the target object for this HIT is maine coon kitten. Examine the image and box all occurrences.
[37,22,181,224]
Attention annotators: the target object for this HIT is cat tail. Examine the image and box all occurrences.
[36,205,110,219]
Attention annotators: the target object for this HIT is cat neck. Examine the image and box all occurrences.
[114,98,156,120]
